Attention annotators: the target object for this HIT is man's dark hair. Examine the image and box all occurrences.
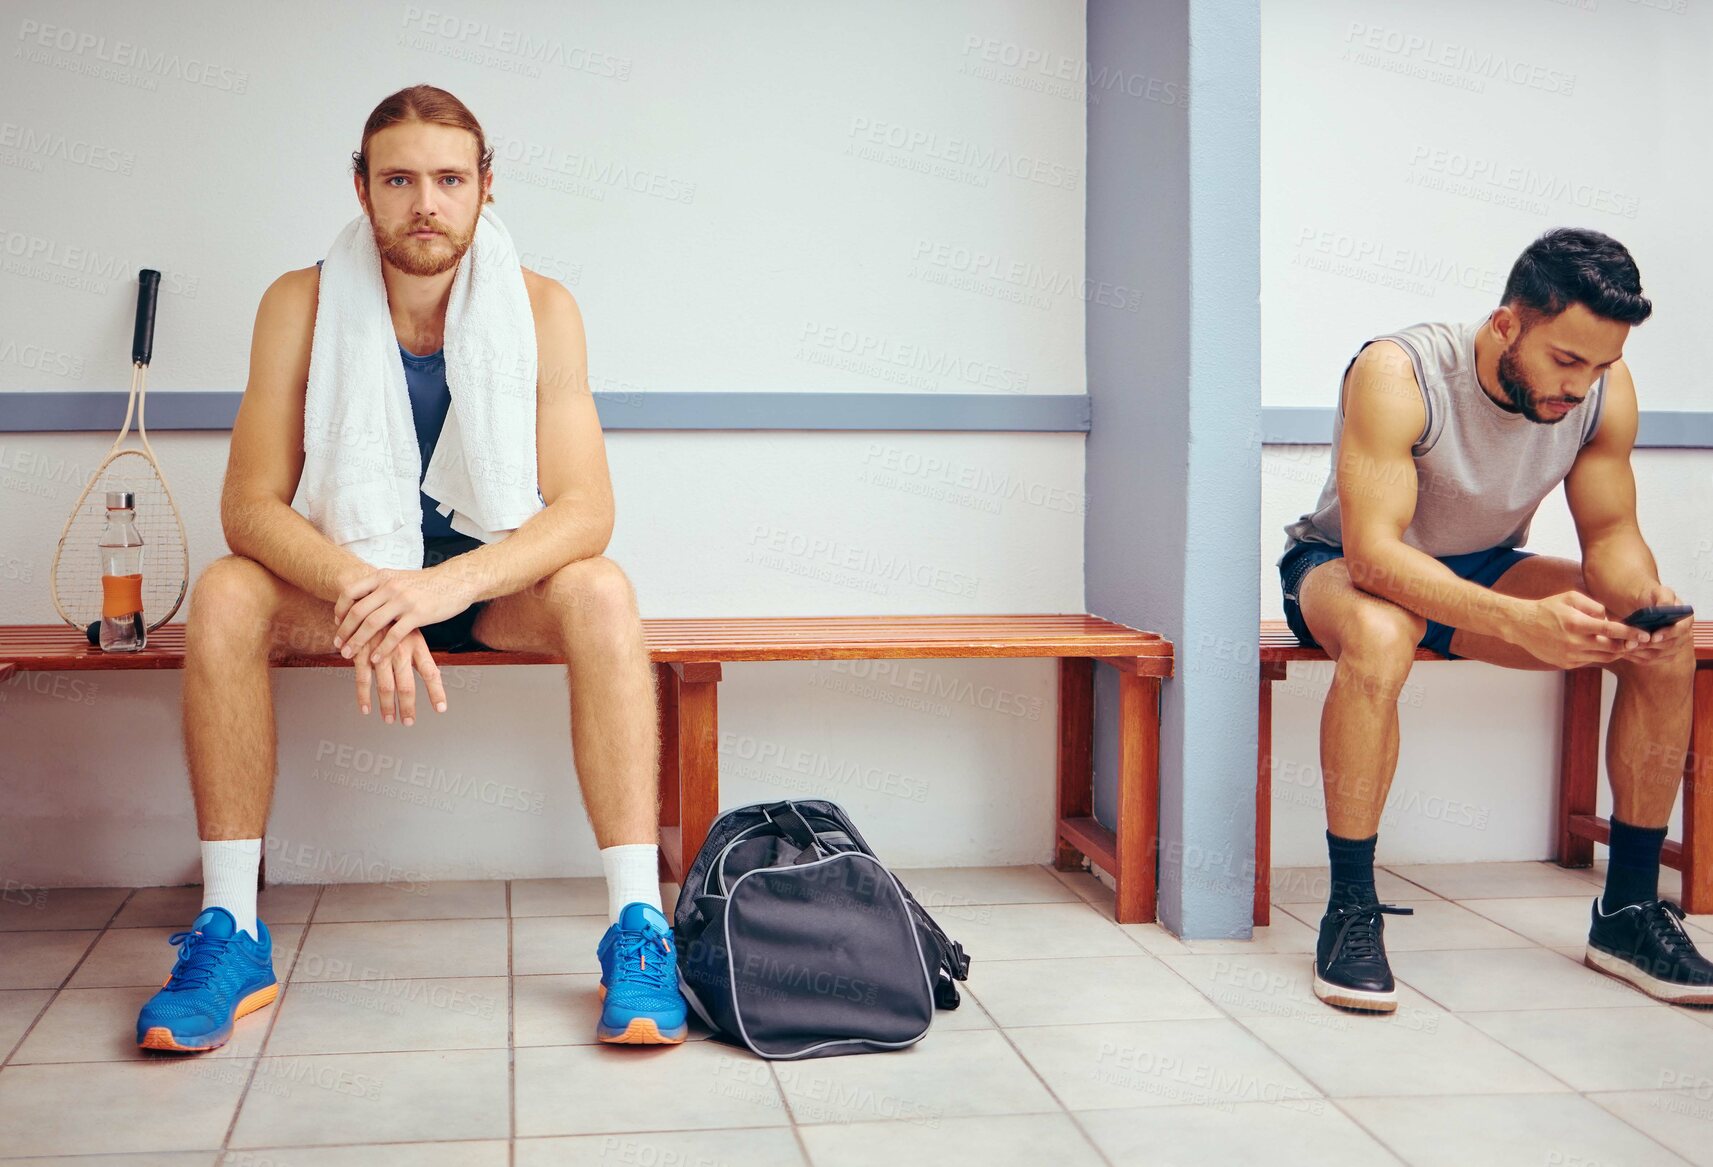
[1501,227,1651,326]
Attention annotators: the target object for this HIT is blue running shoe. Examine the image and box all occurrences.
[595,902,688,1044]
[136,907,278,1052]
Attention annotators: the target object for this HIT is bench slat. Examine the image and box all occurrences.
[0,615,1172,672]
[1261,618,1713,663]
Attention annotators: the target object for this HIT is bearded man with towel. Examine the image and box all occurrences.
[134,86,687,1052]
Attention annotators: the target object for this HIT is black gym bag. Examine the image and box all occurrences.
[672,798,972,1060]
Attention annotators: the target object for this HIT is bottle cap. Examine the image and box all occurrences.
[105,490,135,510]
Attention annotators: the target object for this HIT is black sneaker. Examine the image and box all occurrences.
[1312,901,1414,1013]
[1585,897,1713,1005]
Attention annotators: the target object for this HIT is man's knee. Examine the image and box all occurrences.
[1333,604,1423,695]
[1605,637,1696,690]
[187,556,279,645]
[539,556,636,630]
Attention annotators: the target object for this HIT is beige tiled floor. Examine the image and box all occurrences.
[0,862,1710,1165]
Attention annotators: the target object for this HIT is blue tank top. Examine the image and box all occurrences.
[315,259,453,537]
[399,343,456,537]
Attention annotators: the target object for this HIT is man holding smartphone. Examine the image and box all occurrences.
[1278,227,1703,1012]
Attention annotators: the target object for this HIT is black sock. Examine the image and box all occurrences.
[1602,816,1668,913]
[1326,830,1379,909]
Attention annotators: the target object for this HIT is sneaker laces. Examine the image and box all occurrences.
[610,929,675,991]
[163,929,235,992]
[1638,899,1699,961]
[1326,901,1414,962]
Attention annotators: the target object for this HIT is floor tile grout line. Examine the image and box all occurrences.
[1451,894,1606,951]
[1585,1089,1713,1161]
[1220,899,1689,1166]
[1271,893,1576,952]
[1377,911,1707,1167]
[1178,891,1555,1165]
[1000,1021,1116,1158]
[1372,865,1454,902]
[11,1042,522,1068]
[764,1045,808,1132]
[1,888,136,1068]
[13,994,1703,1072]
[1087,904,1350,1121]
[0,989,57,1071]
[8,871,1700,1159]
[506,879,516,1167]
[784,1111,815,1167]
[1320,1095,1425,1166]
[985,1014,1116,1167]
[219,883,324,1153]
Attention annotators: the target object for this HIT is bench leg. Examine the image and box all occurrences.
[656,664,680,882]
[1113,672,1160,925]
[1256,663,1286,926]
[657,662,722,883]
[1555,667,1602,869]
[1684,669,1713,913]
[1053,659,1159,925]
[1055,658,1095,871]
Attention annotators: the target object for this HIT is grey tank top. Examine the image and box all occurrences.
[1280,318,1606,562]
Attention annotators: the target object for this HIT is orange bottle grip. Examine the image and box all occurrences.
[101,573,144,618]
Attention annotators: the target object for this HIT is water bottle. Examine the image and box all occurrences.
[99,489,146,652]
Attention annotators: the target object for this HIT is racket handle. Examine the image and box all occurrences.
[132,269,161,366]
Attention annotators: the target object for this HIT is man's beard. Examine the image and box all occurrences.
[370,213,474,277]
[1495,344,1574,425]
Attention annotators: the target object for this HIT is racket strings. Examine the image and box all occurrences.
[54,451,187,630]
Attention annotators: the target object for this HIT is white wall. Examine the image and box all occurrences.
[0,0,1090,886]
[1260,0,1713,866]
[6,0,1708,889]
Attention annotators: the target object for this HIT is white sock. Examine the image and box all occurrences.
[200,838,261,939]
[600,843,663,922]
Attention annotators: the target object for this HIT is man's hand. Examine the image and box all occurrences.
[351,627,448,725]
[1511,591,1646,669]
[333,566,477,664]
[1615,582,1693,663]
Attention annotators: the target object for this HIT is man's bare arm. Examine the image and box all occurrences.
[333,273,613,663]
[1564,361,1686,658]
[423,272,612,605]
[1337,341,1527,637]
[1336,341,1638,666]
[222,267,372,602]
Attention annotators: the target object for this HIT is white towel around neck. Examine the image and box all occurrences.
[292,205,544,570]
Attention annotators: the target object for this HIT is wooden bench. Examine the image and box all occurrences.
[0,615,1174,923]
[1257,618,1713,925]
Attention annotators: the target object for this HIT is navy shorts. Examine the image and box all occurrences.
[419,533,492,652]
[1279,540,1534,660]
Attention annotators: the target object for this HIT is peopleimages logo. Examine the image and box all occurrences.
[398,6,632,80]
[846,117,1080,191]
[15,19,249,92]
[1291,226,1502,298]
[0,123,135,175]
[1406,145,1640,219]
[1342,22,1577,97]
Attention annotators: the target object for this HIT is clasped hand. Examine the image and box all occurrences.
[331,567,475,724]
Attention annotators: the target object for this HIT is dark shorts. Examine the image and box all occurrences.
[420,534,492,652]
[1279,540,1534,660]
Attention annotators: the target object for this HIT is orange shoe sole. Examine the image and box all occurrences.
[598,1016,687,1044]
[595,984,687,1044]
[139,982,279,1052]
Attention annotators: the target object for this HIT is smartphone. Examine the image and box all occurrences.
[1621,604,1695,633]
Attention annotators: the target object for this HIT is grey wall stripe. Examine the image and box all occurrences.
[1262,405,1713,448]
[0,391,1091,433]
[4,393,1711,445]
